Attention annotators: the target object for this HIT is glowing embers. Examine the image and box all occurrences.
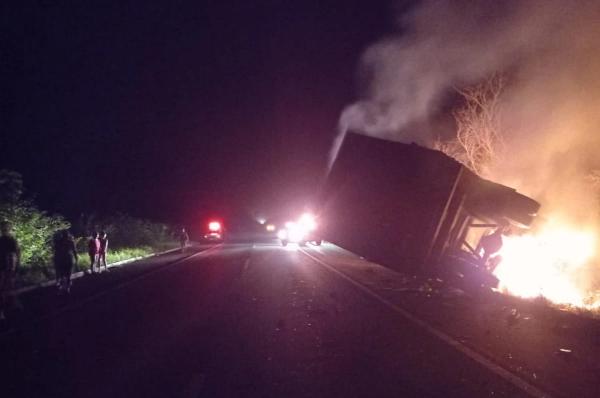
[493,222,599,308]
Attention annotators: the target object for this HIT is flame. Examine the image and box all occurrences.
[493,221,600,309]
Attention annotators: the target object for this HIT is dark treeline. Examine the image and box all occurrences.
[0,169,176,284]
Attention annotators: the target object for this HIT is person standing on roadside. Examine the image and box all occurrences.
[88,232,100,274]
[0,221,20,321]
[53,230,78,294]
[98,231,109,272]
[179,228,189,253]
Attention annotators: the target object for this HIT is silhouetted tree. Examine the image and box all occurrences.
[434,74,506,177]
[0,170,69,266]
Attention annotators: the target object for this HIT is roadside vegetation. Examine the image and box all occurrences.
[0,170,177,288]
[72,213,177,274]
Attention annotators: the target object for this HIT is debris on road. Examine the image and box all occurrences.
[506,308,520,327]
[555,348,574,361]
[440,287,467,299]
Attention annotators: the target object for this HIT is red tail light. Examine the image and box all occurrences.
[208,221,221,232]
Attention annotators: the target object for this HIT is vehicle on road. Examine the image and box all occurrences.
[278,213,322,247]
[204,221,224,242]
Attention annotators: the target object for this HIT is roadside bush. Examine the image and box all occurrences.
[77,213,175,250]
[1,170,177,288]
[0,170,70,268]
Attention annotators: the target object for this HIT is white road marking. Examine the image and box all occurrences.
[300,248,552,398]
[0,244,224,338]
[9,247,182,297]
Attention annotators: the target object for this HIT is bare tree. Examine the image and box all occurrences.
[434,74,506,177]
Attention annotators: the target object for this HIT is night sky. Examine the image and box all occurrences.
[2,1,406,224]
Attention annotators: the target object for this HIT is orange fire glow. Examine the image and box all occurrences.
[493,221,600,309]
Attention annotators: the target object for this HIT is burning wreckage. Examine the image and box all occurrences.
[321,132,540,291]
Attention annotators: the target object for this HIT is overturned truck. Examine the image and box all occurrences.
[321,132,540,286]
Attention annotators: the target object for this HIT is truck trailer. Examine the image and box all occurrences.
[321,132,540,282]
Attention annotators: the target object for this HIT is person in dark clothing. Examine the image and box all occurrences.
[98,231,109,272]
[179,228,189,253]
[0,221,20,320]
[53,230,78,294]
[88,232,100,274]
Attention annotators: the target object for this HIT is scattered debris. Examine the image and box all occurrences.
[382,287,420,293]
[457,335,470,343]
[441,287,466,299]
[506,308,520,327]
[555,348,573,361]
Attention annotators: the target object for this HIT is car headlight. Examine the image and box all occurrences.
[277,229,288,240]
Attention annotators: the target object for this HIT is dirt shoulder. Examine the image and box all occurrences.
[306,243,600,398]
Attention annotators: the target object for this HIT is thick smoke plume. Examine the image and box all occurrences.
[337,0,600,222]
[336,0,600,305]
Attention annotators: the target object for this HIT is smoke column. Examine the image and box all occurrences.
[335,0,600,218]
[334,0,600,305]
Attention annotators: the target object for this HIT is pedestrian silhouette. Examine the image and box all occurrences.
[88,232,100,274]
[53,230,78,294]
[98,231,109,272]
[180,228,189,253]
[0,221,20,321]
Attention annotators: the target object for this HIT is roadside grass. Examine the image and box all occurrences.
[15,242,178,289]
[76,246,154,272]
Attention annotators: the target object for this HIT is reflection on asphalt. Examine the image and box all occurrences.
[0,239,554,397]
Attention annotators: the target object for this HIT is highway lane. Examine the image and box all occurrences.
[1,241,534,397]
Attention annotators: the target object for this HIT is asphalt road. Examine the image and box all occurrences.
[1,240,537,397]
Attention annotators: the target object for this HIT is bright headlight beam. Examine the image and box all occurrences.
[298,213,317,231]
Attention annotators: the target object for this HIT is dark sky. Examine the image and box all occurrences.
[1,1,406,223]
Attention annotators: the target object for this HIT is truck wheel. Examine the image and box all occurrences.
[314,240,322,246]
[281,240,288,247]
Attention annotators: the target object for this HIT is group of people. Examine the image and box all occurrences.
[87,231,109,274]
[50,230,110,294]
[0,222,111,319]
